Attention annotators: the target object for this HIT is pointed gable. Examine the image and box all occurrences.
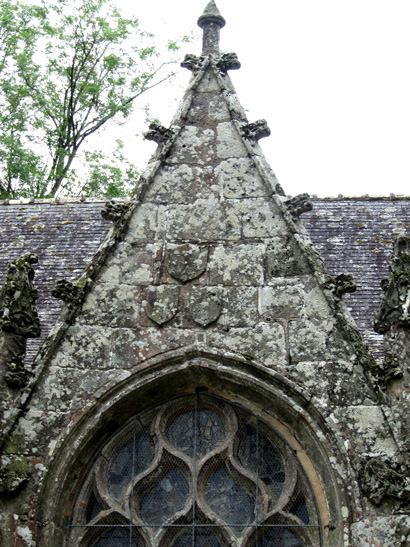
[1,4,408,546]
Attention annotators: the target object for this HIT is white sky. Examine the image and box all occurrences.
[113,0,410,197]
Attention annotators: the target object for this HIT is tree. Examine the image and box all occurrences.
[0,0,186,199]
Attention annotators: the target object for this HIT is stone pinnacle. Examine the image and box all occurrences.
[197,1,226,54]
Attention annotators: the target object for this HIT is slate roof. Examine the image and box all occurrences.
[1,196,409,363]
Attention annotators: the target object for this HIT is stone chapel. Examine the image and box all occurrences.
[1,2,410,546]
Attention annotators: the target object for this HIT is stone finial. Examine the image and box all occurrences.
[0,253,40,338]
[285,193,313,219]
[374,234,410,334]
[197,1,226,54]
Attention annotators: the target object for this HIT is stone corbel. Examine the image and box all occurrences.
[181,54,205,72]
[361,457,410,505]
[284,193,313,219]
[324,273,356,298]
[216,52,241,74]
[240,120,271,141]
[144,122,174,145]
[101,200,129,223]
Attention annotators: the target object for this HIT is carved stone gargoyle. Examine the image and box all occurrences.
[0,253,41,387]
[240,120,271,141]
[374,234,410,334]
[324,273,356,298]
[101,200,129,223]
[52,279,84,309]
[285,193,313,219]
[361,457,410,506]
[144,122,174,145]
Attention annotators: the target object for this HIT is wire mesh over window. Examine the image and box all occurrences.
[67,393,322,546]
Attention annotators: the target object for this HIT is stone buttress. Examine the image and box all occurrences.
[0,2,409,546]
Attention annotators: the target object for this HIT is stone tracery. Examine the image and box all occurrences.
[68,393,321,546]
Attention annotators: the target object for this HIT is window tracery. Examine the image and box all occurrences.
[67,393,322,546]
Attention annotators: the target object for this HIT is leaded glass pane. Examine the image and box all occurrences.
[206,467,255,529]
[238,424,285,502]
[255,526,304,546]
[139,468,189,525]
[94,527,133,546]
[173,527,222,546]
[167,408,226,458]
[107,428,153,500]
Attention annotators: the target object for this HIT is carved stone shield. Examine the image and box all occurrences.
[146,286,180,326]
[165,244,207,283]
[190,287,223,327]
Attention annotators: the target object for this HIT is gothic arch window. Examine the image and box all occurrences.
[67,392,322,546]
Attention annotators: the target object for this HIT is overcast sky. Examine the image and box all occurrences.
[114,0,410,197]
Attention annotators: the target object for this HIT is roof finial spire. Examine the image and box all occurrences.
[197,1,226,54]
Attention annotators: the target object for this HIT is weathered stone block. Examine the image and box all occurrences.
[207,323,286,367]
[196,69,220,92]
[259,283,304,320]
[208,244,264,285]
[53,325,112,369]
[126,203,161,243]
[216,158,268,198]
[289,318,332,362]
[350,516,410,547]
[78,284,140,328]
[98,243,161,286]
[265,237,312,278]
[221,287,258,327]
[242,198,284,238]
[208,96,231,121]
[334,406,398,457]
[186,94,230,123]
[110,327,197,367]
[166,200,241,242]
[166,126,215,165]
[145,164,221,204]
[216,122,247,159]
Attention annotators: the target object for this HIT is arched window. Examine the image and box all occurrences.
[67,392,322,546]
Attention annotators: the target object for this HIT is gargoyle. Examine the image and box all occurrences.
[324,273,356,298]
[101,200,129,223]
[52,279,84,308]
[240,120,271,141]
[285,193,313,219]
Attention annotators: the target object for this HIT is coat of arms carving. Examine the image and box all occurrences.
[146,286,180,326]
[165,244,207,283]
[190,287,223,327]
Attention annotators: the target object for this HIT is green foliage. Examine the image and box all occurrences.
[0,0,181,199]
